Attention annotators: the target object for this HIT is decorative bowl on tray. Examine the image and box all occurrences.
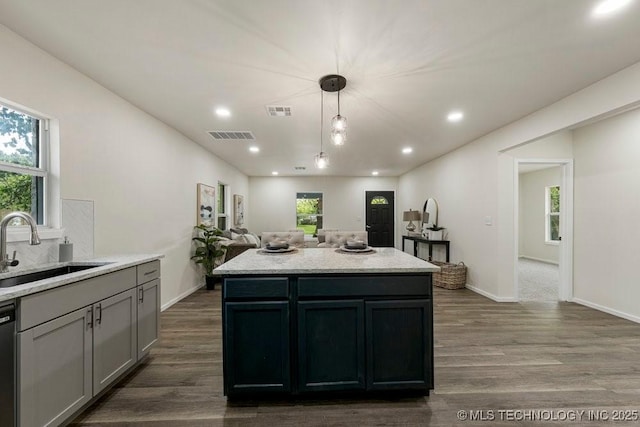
[265,240,289,250]
[344,239,367,250]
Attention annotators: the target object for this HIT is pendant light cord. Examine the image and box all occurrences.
[320,90,324,152]
[337,90,340,116]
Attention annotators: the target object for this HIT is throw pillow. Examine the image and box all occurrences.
[244,233,260,248]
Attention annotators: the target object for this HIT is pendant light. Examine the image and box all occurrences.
[331,89,347,145]
[319,74,347,146]
[314,90,329,169]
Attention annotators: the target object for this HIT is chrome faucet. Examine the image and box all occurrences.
[0,212,41,273]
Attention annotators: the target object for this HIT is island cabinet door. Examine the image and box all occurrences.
[297,300,365,392]
[224,301,290,394]
[365,299,432,391]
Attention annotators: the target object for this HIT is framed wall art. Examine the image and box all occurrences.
[197,183,216,226]
[233,194,244,226]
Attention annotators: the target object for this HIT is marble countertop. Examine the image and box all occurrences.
[0,254,163,303]
[213,247,439,275]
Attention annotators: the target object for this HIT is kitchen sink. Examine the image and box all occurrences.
[0,263,111,288]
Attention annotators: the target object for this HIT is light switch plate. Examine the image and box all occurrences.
[484,216,493,226]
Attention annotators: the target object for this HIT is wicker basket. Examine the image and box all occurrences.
[431,261,467,289]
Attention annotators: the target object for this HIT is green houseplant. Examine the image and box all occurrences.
[191,224,227,290]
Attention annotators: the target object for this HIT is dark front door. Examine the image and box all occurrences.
[365,191,395,247]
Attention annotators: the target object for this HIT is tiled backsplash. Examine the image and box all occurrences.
[5,198,95,270]
[61,199,95,259]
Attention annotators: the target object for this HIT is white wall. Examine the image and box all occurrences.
[518,166,561,264]
[572,108,640,321]
[249,176,397,235]
[0,24,248,308]
[400,60,640,302]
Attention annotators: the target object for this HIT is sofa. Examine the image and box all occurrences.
[260,230,305,248]
[317,231,368,248]
[218,228,260,263]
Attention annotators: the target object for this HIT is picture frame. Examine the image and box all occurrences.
[197,183,216,226]
[233,194,244,226]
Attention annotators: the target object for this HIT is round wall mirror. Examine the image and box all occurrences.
[422,198,438,229]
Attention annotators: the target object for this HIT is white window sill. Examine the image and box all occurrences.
[5,227,64,243]
[545,240,560,246]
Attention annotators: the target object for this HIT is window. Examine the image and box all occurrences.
[370,196,389,205]
[296,192,323,235]
[0,104,47,226]
[217,182,229,230]
[545,185,560,243]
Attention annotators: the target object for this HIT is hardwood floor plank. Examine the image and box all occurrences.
[71,286,640,426]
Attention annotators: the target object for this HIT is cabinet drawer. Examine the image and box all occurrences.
[137,260,160,284]
[224,277,288,299]
[298,275,431,298]
[18,268,137,331]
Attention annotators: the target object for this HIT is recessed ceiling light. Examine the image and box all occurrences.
[402,147,413,154]
[271,171,279,176]
[592,0,632,16]
[372,171,379,176]
[249,146,260,153]
[215,107,231,118]
[447,111,464,122]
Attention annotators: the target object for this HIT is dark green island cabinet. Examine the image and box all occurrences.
[216,248,437,397]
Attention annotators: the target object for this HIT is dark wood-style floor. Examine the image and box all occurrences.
[71,287,640,426]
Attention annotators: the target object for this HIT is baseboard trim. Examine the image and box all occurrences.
[465,284,518,302]
[518,256,559,265]
[572,297,640,324]
[161,284,203,312]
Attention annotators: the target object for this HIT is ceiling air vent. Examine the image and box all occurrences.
[208,131,255,141]
[266,105,292,117]
[294,166,306,170]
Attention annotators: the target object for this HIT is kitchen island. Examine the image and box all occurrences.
[214,247,439,397]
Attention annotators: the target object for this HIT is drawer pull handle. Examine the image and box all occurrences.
[143,269,157,276]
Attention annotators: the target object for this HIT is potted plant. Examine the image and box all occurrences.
[191,224,227,290]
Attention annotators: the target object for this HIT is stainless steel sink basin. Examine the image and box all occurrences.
[0,264,110,288]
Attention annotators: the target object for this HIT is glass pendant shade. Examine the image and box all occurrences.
[314,152,329,169]
[331,128,346,146]
[332,114,347,131]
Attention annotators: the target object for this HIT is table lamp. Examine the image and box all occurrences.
[403,209,421,232]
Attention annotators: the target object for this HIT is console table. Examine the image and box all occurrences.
[402,235,450,263]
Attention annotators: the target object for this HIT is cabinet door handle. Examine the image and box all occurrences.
[87,308,93,329]
[96,304,102,325]
[139,288,144,303]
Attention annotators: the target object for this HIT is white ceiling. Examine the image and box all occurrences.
[1,0,640,177]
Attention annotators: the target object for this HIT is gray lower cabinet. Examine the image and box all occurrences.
[18,306,93,427]
[17,261,162,427]
[93,288,138,394]
[137,278,160,359]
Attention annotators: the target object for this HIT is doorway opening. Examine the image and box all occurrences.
[515,160,573,302]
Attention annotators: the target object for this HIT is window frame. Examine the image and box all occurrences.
[0,102,49,225]
[296,192,323,236]
[545,185,560,245]
[216,182,229,230]
[0,98,61,242]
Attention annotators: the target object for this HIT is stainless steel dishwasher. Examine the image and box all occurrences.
[0,301,16,427]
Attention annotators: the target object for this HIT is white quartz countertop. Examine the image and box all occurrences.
[213,247,439,275]
[0,254,163,302]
